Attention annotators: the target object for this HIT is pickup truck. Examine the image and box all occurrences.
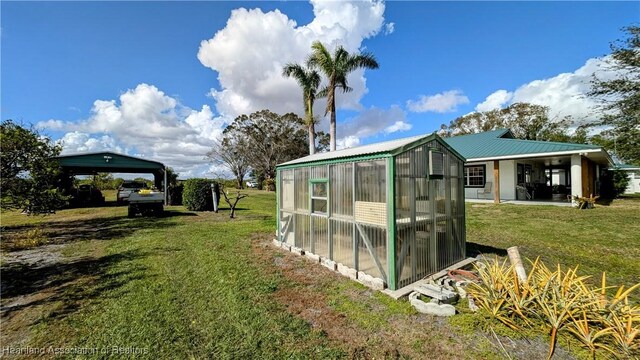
[127,189,164,217]
[117,181,146,204]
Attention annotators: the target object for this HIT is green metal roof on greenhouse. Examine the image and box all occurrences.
[442,129,606,161]
[277,132,464,167]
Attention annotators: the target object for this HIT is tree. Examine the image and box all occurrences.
[207,134,250,189]
[1,120,68,214]
[439,103,573,141]
[92,173,116,190]
[218,183,248,219]
[223,110,309,181]
[282,63,321,155]
[307,41,379,151]
[589,26,640,165]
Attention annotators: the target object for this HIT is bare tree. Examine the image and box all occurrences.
[219,183,248,219]
[207,136,250,189]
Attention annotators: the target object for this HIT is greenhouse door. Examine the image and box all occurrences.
[310,179,329,258]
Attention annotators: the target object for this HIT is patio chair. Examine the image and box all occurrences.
[477,182,492,199]
[516,185,532,200]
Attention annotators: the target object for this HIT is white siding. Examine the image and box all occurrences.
[464,161,493,199]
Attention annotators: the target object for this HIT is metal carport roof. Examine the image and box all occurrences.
[54,151,167,204]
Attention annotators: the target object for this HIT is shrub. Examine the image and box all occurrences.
[600,169,630,198]
[182,179,215,211]
[169,184,183,205]
[263,178,276,192]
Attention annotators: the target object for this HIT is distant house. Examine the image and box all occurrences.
[443,129,614,203]
[614,164,640,194]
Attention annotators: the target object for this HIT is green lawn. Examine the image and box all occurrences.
[466,199,640,296]
[1,192,638,359]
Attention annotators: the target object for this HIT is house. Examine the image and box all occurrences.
[614,164,640,194]
[443,129,614,203]
[275,133,466,291]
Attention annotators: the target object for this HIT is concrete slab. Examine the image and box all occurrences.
[414,283,458,302]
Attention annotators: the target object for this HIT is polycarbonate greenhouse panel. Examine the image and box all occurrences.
[329,163,353,217]
[294,167,309,211]
[394,140,466,288]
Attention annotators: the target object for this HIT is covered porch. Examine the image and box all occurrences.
[464,152,608,204]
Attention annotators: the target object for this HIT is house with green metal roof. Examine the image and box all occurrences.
[443,129,614,203]
[613,164,640,194]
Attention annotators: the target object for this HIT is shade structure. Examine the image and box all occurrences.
[276,133,466,290]
[55,151,168,204]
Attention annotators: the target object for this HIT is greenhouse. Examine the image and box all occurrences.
[275,133,467,291]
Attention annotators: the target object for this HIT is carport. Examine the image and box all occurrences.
[55,151,167,204]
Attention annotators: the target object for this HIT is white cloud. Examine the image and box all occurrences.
[329,105,411,149]
[475,89,513,112]
[340,105,410,138]
[477,57,620,123]
[39,1,394,178]
[385,120,411,134]
[384,22,395,35]
[197,0,386,119]
[58,132,124,154]
[40,84,227,177]
[337,136,361,150]
[407,90,470,113]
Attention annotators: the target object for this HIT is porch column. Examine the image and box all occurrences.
[493,160,500,204]
[570,154,583,202]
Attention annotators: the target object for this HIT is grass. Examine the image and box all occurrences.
[1,191,638,358]
[2,191,345,358]
[466,198,640,298]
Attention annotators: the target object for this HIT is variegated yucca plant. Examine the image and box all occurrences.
[467,257,640,359]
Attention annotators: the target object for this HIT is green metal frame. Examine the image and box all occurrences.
[309,178,329,215]
[276,169,281,241]
[386,156,397,290]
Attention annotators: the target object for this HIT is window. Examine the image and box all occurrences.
[464,165,485,188]
[310,180,328,214]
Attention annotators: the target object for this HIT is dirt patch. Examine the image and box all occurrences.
[251,237,491,359]
[1,244,66,268]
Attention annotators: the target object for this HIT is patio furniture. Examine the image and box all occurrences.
[516,185,532,200]
[477,182,492,199]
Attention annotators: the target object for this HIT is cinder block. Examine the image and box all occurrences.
[355,272,385,290]
[337,263,357,280]
[280,242,291,252]
[320,258,336,271]
[290,246,304,255]
[409,292,456,317]
[305,252,320,263]
[414,283,458,302]
[357,271,374,288]
[371,277,386,291]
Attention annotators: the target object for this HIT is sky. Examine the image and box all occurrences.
[2,1,638,178]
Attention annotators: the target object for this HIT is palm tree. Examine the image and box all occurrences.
[307,41,379,151]
[282,63,321,155]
